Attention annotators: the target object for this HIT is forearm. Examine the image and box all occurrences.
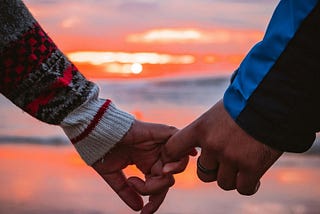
[0,0,93,124]
[0,0,134,165]
[223,0,320,152]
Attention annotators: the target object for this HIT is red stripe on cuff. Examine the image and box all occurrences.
[71,99,112,145]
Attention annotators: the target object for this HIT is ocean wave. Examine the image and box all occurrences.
[0,136,69,146]
[96,76,230,107]
[150,76,229,88]
[0,135,319,156]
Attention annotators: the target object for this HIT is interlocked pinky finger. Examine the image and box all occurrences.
[141,189,169,214]
[128,175,174,195]
[163,156,189,174]
[103,172,143,211]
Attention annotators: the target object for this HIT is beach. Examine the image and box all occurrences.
[1,77,320,213]
[3,1,320,213]
[0,144,320,214]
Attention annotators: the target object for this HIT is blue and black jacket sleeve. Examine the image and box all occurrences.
[223,0,320,152]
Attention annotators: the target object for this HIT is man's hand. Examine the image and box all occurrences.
[162,100,283,195]
[92,120,189,214]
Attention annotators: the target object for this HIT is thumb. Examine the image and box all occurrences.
[162,124,199,164]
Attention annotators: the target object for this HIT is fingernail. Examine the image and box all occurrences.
[163,165,172,174]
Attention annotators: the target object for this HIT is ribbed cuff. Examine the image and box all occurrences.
[60,98,134,165]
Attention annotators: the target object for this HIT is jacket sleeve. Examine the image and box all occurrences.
[0,0,134,165]
[223,0,320,153]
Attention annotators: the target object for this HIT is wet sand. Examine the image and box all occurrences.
[0,144,320,214]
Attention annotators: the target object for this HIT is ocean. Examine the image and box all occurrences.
[0,75,228,144]
[1,75,319,153]
[1,75,320,214]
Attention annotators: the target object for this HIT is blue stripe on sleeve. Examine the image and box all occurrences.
[223,0,318,119]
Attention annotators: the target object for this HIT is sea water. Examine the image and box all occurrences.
[0,75,228,143]
[1,75,320,213]
[0,75,319,153]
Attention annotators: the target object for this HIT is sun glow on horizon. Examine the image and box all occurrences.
[131,63,143,74]
[104,63,143,75]
[67,51,194,76]
[67,51,245,78]
[67,51,195,65]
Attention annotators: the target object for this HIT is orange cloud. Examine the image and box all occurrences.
[126,28,263,44]
[61,16,81,28]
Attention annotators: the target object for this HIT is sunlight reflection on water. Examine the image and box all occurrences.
[1,77,320,213]
[0,145,319,214]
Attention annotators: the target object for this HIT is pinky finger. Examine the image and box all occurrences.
[163,156,189,174]
[102,172,143,211]
[128,175,174,195]
[140,188,169,214]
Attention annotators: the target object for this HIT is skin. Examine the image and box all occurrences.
[92,120,191,214]
[162,100,283,196]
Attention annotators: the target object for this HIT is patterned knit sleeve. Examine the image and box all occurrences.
[0,0,134,165]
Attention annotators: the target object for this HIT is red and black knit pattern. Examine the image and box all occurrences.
[0,23,57,94]
[0,22,95,125]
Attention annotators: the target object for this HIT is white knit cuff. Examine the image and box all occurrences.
[60,98,134,165]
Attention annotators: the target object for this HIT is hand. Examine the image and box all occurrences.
[162,100,283,195]
[92,120,189,214]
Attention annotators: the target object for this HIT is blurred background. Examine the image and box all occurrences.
[1,0,320,213]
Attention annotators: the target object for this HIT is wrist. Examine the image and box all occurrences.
[60,97,134,165]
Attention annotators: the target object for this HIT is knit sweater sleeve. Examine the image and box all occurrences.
[0,0,134,165]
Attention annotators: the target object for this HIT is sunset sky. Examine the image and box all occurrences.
[25,0,279,79]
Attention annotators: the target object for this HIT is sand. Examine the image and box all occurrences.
[0,144,320,214]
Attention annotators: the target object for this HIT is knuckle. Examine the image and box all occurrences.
[217,179,235,191]
[168,125,178,133]
[202,138,225,157]
[236,178,259,196]
[237,187,256,196]
[222,149,237,164]
[197,171,217,183]
[201,142,219,157]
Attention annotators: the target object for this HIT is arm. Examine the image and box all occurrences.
[162,0,320,196]
[0,0,132,165]
[0,1,188,212]
[224,0,320,152]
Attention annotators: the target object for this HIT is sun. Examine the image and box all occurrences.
[131,63,143,74]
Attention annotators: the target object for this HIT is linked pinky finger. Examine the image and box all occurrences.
[103,172,144,211]
[128,175,175,195]
[162,156,189,174]
[140,189,169,214]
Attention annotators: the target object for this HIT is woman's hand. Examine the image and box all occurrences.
[92,120,190,214]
